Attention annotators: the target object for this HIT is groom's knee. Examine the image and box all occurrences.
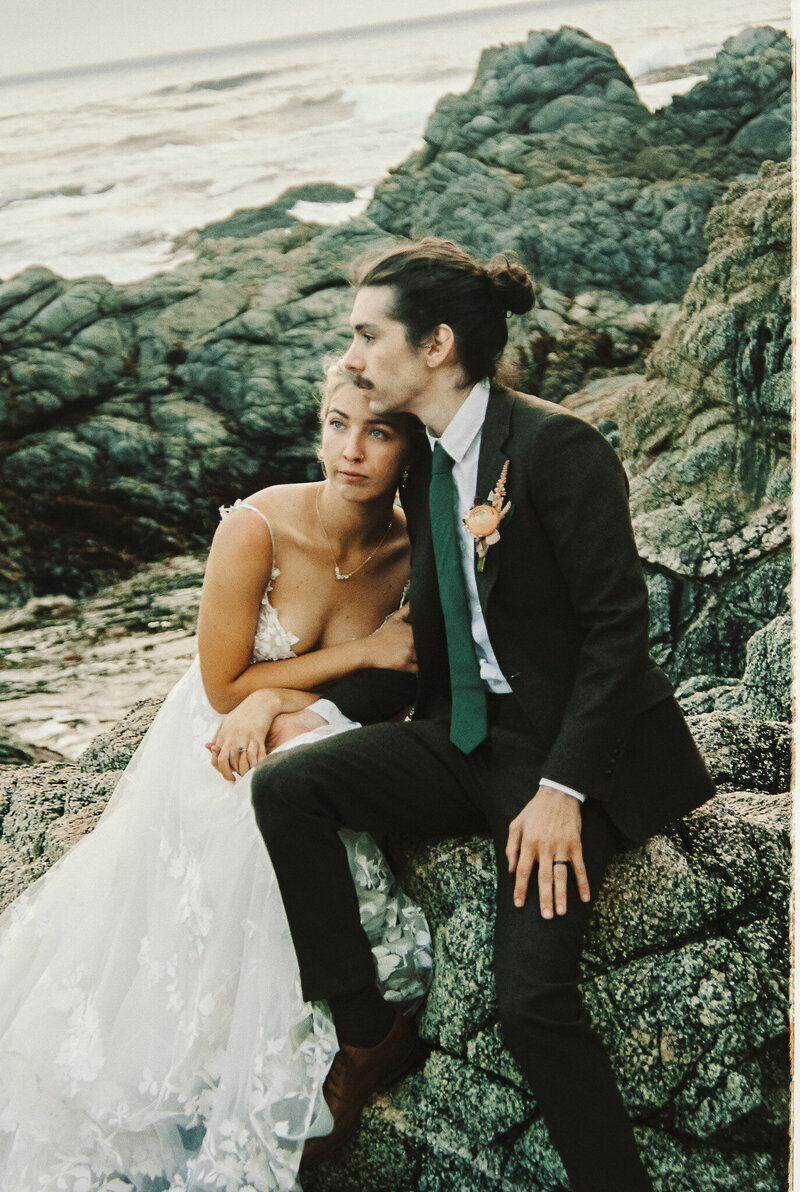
[495,930,586,1054]
[250,747,328,842]
[497,974,583,1039]
[251,750,303,836]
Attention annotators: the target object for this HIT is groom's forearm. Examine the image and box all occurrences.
[320,668,417,725]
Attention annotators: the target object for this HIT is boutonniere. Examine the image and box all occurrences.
[464,459,513,572]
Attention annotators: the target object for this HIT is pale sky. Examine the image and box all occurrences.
[2,0,556,78]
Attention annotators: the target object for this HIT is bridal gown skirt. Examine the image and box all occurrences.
[0,658,432,1192]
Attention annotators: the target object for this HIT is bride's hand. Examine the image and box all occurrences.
[206,690,281,782]
[365,604,417,672]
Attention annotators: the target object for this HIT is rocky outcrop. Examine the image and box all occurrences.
[308,790,790,1192]
[319,800,789,1192]
[616,161,791,688]
[654,27,792,169]
[367,26,790,302]
[0,690,168,908]
[194,183,357,241]
[0,701,790,1191]
[302,710,792,1192]
[738,616,791,721]
[0,762,119,909]
[0,27,790,609]
[675,615,792,721]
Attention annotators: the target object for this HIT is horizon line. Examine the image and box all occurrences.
[0,0,601,87]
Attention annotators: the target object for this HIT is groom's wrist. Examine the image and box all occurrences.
[541,777,586,803]
[306,697,358,730]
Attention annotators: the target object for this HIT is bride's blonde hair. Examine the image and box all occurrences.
[318,357,355,422]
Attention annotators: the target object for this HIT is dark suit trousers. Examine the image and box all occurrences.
[252,713,654,1192]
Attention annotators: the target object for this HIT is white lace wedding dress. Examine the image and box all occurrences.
[0,506,432,1192]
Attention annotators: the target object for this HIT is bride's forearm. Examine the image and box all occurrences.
[205,637,371,714]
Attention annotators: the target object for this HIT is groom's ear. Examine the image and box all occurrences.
[423,323,456,370]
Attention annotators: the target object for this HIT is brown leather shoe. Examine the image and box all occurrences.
[302,1009,424,1166]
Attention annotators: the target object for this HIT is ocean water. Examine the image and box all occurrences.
[0,0,790,284]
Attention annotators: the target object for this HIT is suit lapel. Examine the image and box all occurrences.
[474,386,514,611]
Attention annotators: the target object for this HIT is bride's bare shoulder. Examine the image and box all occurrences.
[241,483,314,510]
[237,483,317,536]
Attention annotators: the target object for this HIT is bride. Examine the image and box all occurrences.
[0,363,431,1192]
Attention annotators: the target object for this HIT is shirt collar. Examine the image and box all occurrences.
[425,379,490,463]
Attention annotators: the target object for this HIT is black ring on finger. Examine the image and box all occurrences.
[553,860,569,866]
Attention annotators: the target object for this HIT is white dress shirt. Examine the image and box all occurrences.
[427,381,585,803]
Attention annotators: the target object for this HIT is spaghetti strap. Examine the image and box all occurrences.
[220,499,277,561]
[236,500,272,532]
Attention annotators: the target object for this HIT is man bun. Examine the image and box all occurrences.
[352,238,535,385]
[485,253,536,315]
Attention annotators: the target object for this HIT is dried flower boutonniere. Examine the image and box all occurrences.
[464,459,513,572]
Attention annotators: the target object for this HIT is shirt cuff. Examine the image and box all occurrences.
[306,698,358,731]
[541,778,586,804]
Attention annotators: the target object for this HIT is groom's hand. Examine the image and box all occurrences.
[505,786,591,918]
[265,709,327,753]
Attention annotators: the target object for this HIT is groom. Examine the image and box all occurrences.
[251,238,714,1192]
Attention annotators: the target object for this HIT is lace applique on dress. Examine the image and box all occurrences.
[0,501,433,1192]
[220,501,300,663]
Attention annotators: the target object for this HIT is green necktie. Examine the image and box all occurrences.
[429,442,488,754]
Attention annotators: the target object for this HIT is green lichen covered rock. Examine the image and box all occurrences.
[300,778,789,1192]
[299,790,788,1190]
[618,161,791,686]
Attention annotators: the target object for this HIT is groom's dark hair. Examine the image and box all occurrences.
[350,238,535,386]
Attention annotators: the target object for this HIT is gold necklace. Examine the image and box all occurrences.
[315,489,393,581]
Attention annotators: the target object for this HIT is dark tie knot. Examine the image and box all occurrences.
[432,443,455,475]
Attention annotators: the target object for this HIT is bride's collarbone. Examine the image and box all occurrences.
[277,533,402,592]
